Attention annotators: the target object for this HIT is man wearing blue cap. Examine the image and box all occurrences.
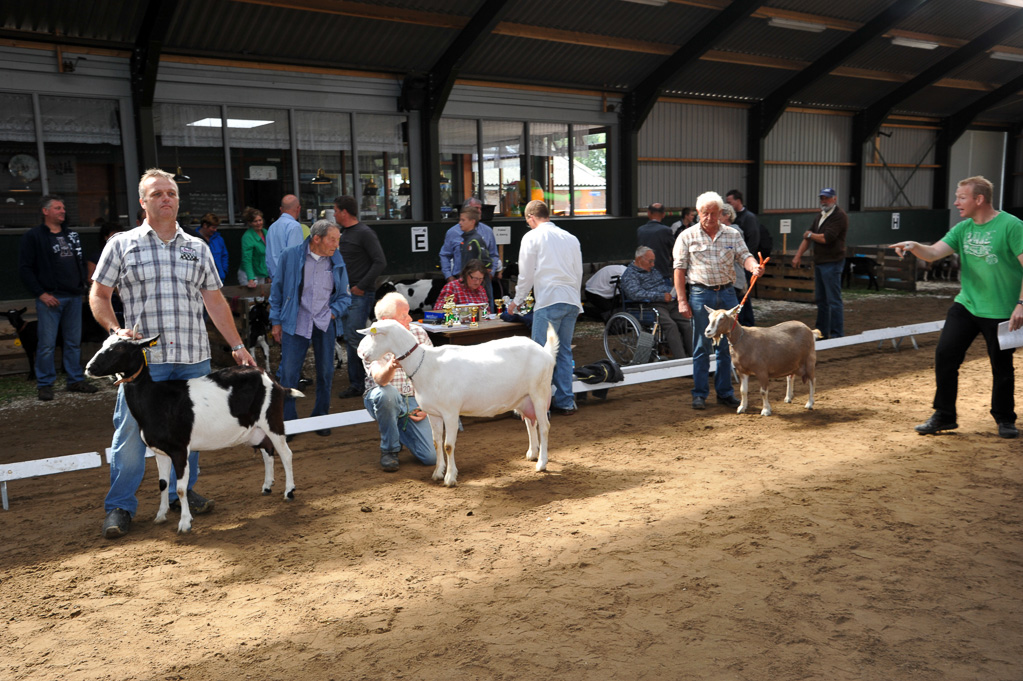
[792,187,848,339]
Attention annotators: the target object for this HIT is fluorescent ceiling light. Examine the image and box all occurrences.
[891,36,939,50]
[187,118,274,128]
[768,17,826,33]
[990,50,1023,63]
[621,0,669,5]
[981,0,1023,8]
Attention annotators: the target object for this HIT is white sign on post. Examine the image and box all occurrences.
[779,219,791,234]
[493,225,511,245]
[410,226,428,253]
[892,212,901,230]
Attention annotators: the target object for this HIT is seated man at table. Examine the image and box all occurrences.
[620,246,692,358]
[434,259,490,311]
[363,292,438,473]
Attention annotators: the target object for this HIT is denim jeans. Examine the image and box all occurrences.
[35,294,84,388]
[105,360,210,516]
[814,260,845,339]
[278,318,336,421]
[364,386,436,464]
[688,285,739,400]
[531,303,579,410]
[342,293,373,387]
[933,302,1016,424]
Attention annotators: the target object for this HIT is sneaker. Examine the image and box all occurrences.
[338,385,363,399]
[692,397,706,410]
[102,508,131,539]
[67,381,98,394]
[169,489,215,515]
[37,386,54,401]
[315,428,332,437]
[914,412,958,435]
[380,451,400,472]
[716,394,741,407]
[998,422,1019,439]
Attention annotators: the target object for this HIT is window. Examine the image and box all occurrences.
[226,106,294,228]
[39,96,127,228]
[155,103,229,224]
[295,110,353,222]
[529,122,570,216]
[0,93,40,228]
[482,120,524,217]
[439,117,478,219]
[355,114,408,220]
[572,124,608,216]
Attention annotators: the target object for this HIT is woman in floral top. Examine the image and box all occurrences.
[434,259,490,309]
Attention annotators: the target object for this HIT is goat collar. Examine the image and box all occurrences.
[395,342,418,362]
[114,350,148,386]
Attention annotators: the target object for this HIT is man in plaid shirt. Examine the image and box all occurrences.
[361,292,437,472]
[90,169,256,539]
[673,191,764,411]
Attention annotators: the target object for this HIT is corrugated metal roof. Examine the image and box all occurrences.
[0,0,1021,127]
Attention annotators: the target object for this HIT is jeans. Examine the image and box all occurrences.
[814,260,845,339]
[364,386,436,464]
[278,318,336,421]
[688,285,739,400]
[532,303,579,410]
[933,302,1016,424]
[35,294,84,388]
[342,293,373,387]
[105,360,210,516]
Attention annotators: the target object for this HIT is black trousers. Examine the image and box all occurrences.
[933,302,1016,424]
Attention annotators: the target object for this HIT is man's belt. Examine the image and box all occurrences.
[689,282,731,291]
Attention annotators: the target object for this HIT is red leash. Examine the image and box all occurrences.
[732,254,770,331]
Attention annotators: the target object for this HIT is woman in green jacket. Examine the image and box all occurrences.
[238,206,269,288]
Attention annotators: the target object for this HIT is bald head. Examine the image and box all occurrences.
[281,195,300,218]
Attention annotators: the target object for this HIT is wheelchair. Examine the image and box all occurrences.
[602,276,672,366]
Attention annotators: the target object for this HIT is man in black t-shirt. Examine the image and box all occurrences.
[18,195,97,400]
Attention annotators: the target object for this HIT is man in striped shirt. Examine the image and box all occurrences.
[673,191,764,411]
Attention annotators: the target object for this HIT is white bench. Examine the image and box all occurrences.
[1,452,102,510]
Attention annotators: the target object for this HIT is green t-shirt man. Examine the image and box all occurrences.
[942,210,1023,319]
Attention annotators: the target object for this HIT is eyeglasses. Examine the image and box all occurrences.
[467,274,485,283]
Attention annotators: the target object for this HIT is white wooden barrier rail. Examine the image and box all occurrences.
[2,320,944,509]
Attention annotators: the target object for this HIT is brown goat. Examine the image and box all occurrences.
[703,305,818,416]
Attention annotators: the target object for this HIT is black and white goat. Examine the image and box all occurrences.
[357,319,557,487]
[247,300,271,371]
[86,333,301,533]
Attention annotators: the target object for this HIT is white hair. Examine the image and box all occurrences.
[374,291,409,320]
[695,191,724,213]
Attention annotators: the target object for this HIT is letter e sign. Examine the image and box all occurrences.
[411,226,428,252]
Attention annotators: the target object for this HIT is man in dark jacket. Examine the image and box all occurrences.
[792,187,849,339]
[335,195,387,397]
[636,202,674,284]
[18,195,97,400]
[725,190,760,327]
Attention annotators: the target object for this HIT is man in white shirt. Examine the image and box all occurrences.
[509,200,583,415]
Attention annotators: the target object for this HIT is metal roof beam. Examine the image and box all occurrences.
[853,11,1023,145]
[130,0,180,173]
[622,0,762,133]
[945,73,1023,146]
[754,0,932,137]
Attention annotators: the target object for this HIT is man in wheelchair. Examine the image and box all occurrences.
[619,246,693,359]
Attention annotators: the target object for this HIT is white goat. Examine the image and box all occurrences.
[357,320,557,487]
[703,305,818,416]
[86,333,302,533]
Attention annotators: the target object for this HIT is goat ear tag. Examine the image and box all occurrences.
[370,327,377,335]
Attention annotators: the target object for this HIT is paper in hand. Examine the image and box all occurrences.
[997,321,1023,350]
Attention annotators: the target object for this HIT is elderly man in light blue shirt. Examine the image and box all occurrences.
[265,194,304,280]
[270,220,351,436]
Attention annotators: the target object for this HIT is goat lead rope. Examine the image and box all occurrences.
[732,254,770,332]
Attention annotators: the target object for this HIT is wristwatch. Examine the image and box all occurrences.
[231,343,245,351]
